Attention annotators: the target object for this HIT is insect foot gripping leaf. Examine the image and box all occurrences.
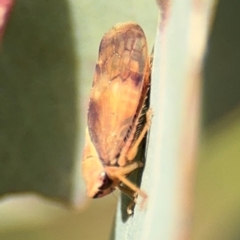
[81,22,152,214]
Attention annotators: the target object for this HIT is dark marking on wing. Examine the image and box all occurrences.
[88,100,100,146]
[130,72,143,87]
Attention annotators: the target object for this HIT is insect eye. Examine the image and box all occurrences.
[99,172,113,190]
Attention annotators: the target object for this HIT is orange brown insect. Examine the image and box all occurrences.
[82,22,152,213]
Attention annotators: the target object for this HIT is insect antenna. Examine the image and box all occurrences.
[111,191,119,202]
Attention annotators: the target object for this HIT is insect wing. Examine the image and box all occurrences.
[88,23,148,164]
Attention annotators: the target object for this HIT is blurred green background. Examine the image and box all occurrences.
[0,0,240,239]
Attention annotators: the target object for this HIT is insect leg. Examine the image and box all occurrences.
[115,172,147,208]
[118,184,135,200]
[106,161,147,205]
[126,108,153,161]
[118,184,138,215]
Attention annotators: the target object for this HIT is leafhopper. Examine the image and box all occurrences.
[82,22,152,213]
